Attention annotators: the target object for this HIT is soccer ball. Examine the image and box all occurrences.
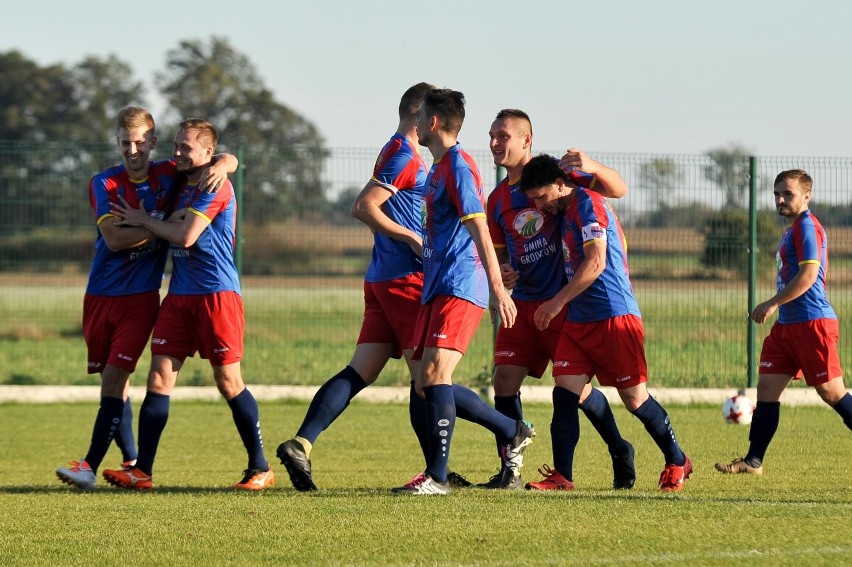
[722,394,754,425]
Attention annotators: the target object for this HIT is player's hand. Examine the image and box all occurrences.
[500,263,519,290]
[198,161,227,193]
[111,194,149,227]
[490,288,516,329]
[559,148,599,175]
[750,300,777,324]
[534,298,563,330]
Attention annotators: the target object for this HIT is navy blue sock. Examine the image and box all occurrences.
[832,392,852,431]
[580,388,628,455]
[83,396,125,473]
[136,392,170,475]
[452,384,515,442]
[228,388,268,471]
[632,396,685,466]
[494,394,523,459]
[113,397,137,463]
[408,382,430,465]
[424,384,455,483]
[297,366,367,444]
[745,401,781,467]
[551,387,581,481]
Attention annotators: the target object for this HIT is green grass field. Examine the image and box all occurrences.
[3,278,851,389]
[1,400,850,566]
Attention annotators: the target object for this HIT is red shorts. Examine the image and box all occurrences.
[759,318,842,386]
[83,291,160,374]
[552,314,648,389]
[411,295,484,360]
[151,291,244,366]
[494,298,565,378]
[357,273,424,359]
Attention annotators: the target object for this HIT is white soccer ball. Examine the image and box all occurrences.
[722,394,754,425]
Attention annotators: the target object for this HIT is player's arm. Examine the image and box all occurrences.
[463,215,516,328]
[98,215,158,252]
[197,153,239,193]
[751,262,820,324]
[111,195,210,248]
[534,239,606,330]
[560,148,628,199]
[351,181,422,256]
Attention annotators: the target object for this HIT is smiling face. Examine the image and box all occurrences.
[116,125,157,180]
[172,128,214,174]
[489,116,531,171]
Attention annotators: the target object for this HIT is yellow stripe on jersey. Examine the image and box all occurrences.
[188,208,213,224]
[460,212,486,223]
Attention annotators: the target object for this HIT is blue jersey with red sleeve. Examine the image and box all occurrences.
[365,133,428,283]
[86,160,180,296]
[420,144,488,307]
[562,188,640,322]
[167,179,241,295]
[487,169,597,301]
[776,210,836,324]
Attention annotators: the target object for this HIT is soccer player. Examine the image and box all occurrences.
[55,107,236,490]
[715,169,852,476]
[481,109,636,490]
[392,88,532,496]
[276,84,537,492]
[520,154,692,492]
[102,119,274,491]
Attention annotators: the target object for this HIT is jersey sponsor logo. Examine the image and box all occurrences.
[513,208,544,238]
[420,199,428,228]
[519,236,558,265]
[581,222,606,242]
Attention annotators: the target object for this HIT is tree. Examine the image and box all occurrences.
[637,157,683,227]
[704,143,752,208]
[0,50,78,141]
[69,54,147,143]
[155,37,328,223]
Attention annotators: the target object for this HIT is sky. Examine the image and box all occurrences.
[3,0,852,157]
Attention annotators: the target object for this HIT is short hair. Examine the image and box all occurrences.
[116,106,155,134]
[399,82,435,119]
[422,88,466,135]
[494,108,533,137]
[178,118,218,149]
[519,154,570,193]
[774,169,813,192]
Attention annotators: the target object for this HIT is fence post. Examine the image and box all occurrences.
[235,146,245,276]
[492,164,507,367]
[747,156,758,388]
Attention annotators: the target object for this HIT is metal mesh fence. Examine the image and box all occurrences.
[1,141,849,389]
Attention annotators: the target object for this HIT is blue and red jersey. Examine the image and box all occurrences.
[776,210,836,324]
[420,144,488,307]
[487,169,597,301]
[86,160,180,296]
[561,188,640,323]
[167,179,241,295]
[365,133,428,283]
